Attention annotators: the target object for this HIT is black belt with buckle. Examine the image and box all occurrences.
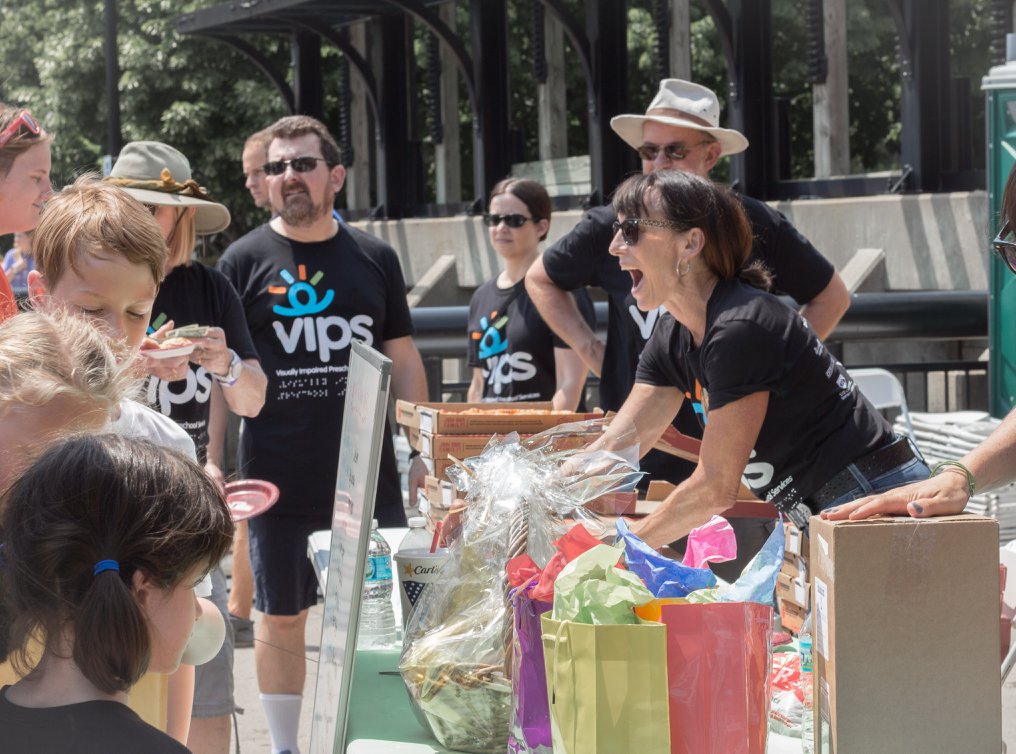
[770,436,920,532]
[807,436,919,509]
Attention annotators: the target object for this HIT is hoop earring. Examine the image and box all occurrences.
[677,258,691,277]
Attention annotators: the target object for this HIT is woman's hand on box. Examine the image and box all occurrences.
[820,472,969,521]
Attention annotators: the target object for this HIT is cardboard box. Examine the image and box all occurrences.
[423,475,456,510]
[776,571,810,610]
[810,514,1001,754]
[781,552,808,582]
[779,599,807,634]
[784,522,808,557]
[421,456,457,480]
[412,431,501,459]
[396,400,600,435]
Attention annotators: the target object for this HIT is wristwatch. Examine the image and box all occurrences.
[213,349,243,387]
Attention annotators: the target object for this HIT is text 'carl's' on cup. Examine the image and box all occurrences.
[393,547,448,627]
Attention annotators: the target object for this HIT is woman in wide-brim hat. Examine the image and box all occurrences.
[105,140,266,751]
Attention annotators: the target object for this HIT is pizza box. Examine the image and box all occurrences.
[411,431,505,459]
[396,400,601,435]
[424,475,457,509]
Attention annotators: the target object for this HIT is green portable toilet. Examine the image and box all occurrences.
[983,40,1016,417]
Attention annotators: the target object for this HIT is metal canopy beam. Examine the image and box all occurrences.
[586,0,631,202]
[892,0,951,192]
[291,30,323,120]
[375,14,417,217]
[471,0,512,204]
[205,33,295,114]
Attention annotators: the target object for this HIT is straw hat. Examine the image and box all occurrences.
[610,79,749,158]
[105,141,230,235]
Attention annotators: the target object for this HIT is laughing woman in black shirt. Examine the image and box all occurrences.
[467,178,594,409]
[589,170,929,548]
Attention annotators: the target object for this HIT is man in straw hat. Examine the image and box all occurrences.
[105,140,267,754]
[526,79,849,567]
[216,114,428,754]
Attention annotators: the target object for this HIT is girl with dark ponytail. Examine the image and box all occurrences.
[0,434,233,753]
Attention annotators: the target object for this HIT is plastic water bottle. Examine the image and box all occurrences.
[398,516,432,552]
[799,627,815,754]
[358,519,397,649]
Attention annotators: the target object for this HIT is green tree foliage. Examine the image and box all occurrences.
[0,0,290,250]
[0,0,997,235]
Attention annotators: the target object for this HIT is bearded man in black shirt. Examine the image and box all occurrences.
[216,115,429,754]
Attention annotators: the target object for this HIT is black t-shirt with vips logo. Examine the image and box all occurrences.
[635,279,894,511]
[541,197,836,483]
[217,223,414,524]
[146,262,259,463]
[466,278,594,403]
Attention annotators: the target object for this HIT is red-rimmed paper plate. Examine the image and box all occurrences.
[225,479,280,522]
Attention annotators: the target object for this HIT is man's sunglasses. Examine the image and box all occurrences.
[993,222,1016,275]
[482,213,533,228]
[0,110,40,150]
[262,156,331,176]
[636,140,712,162]
[611,217,686,246]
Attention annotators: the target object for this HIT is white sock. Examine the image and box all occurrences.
[260,692,302,754]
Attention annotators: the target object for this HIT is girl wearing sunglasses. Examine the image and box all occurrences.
[823,163,1016,522]
[0,105,53,320]
[586,170,928,548]
[466,178,594,409]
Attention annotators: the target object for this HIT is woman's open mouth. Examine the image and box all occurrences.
[629,269,644,295]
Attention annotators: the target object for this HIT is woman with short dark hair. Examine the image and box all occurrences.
[589,170,928,548]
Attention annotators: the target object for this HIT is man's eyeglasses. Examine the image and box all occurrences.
[0,110,40,150]
[993,223,1016,275]
[482,213,533,228]
[636,140,712,162]
[611,217,685,246]
[262,156,331,176]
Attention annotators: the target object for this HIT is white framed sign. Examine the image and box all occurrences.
[310,340,393,754]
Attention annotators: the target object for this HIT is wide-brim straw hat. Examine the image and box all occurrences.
[610,79,749,158]
[105,141,230,235]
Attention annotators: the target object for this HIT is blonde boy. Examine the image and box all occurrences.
[26,175,194,458]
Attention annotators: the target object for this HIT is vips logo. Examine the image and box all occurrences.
[146,313,213,414]
[268,265,373,361]
[628,303,667,341]
[148,368,213,414]
[471,308,535,394]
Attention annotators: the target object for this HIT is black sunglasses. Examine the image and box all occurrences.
[611,217,686,246]
[262,156,331,176]
[994,222,1016,275]
[636,140,712,162]
[482,213,533,228]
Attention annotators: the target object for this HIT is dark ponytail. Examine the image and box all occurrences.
[0,434,233,691]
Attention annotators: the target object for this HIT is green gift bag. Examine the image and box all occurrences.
[541,616,671,754]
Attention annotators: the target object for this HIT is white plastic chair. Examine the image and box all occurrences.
[848,367,915,441]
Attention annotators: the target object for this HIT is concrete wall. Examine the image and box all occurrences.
[353,191,990,294]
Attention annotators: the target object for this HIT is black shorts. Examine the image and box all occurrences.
[249,512,331,616]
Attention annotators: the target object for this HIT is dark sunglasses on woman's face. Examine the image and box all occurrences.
[994,223,1016,275]
[611,217,686,246]
[262,156,330,176]
[482,213,532,228]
